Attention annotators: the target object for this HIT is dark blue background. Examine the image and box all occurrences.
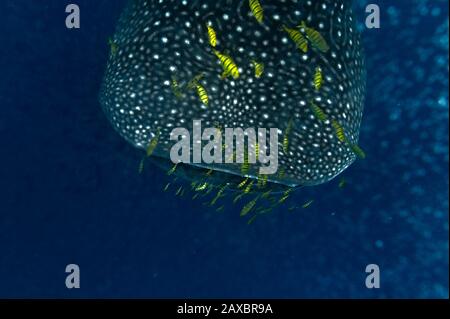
[0,0,448,298]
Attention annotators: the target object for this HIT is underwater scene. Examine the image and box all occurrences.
[0,0,448,298]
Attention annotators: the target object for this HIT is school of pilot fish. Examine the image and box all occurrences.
[99,0,367,219]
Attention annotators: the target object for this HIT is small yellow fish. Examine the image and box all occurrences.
[215,126,222,138]
[210,184,228,206]
[138,158,145,174]
[189,73,205,87]
[231,150,237,163]
[233,192,246,204]
[222,143,227,152]
[302,199,314,209]
[257,206,274,215]
[262,174,268,186]
[244,181,254,194]
[186,74,209,105]
[278,167,286,179]
[108,38,118,56]
[350,143,366,159]
[247,214,259,225]
[257,174,268,188]
[338,178,347,189]
[314,66,323,90]
[255,142,260,162]
[213,121,223,131]
[279,195,289,204]
[249,0,264,24]
[241,198,258,216]
[261,189,272,199]
[171,76,184,100]
[167,163,179,176]
[300,21,330,53]
[331,120,347,143]
[195,182,208,192]
[210,195,220,206]
[216,205,225,213]
[238,177,249,189]
[175,186,184,196]
[212,49,240,80]
[255,205,275,215]
[283,119,294,153]
[309,101,328,122]
[206,24,217,47]
[283,134,289,154]
[241,153,250,175]
[225,149,232,162]
[195,83,209,105]
[279,188,293,204]
[252,60,264,78]
[267,196,277,205]
[282,25,308,53]
[206,168,214,176]
[146,129,161,156]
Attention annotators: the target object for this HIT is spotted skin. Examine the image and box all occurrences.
[99,0,366,187]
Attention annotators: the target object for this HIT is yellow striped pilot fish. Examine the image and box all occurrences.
[146,129,160,156]
[350,143,366,159]
[195,83,209,105]
[314,67,323,90]
[252,60,264,78]
[331,120,347,143]
[283,119,294,153]
[282,25,308,53]
[309,101,328,122]
[249,0,264,24]
[206,24,217,47]
[300,21,330,53]
[212,49,240,79]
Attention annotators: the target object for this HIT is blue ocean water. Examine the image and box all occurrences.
[0,0,448,298]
